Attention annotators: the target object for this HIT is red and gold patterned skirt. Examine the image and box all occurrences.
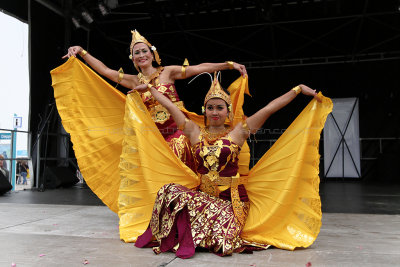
[135,183,268,258]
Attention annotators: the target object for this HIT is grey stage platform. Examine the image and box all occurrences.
[1,182,399,266]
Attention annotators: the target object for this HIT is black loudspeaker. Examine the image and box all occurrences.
[0,174,12,195]
[44,166,79,189]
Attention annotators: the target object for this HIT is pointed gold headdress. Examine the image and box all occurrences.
[204,72,232,106]
[202,72,233,122]
[129,29,161,70]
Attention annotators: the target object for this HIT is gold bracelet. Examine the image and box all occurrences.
[80,49,88,57]
[291,85,301,95]
[147,83,154,90]
[225,61,234,69]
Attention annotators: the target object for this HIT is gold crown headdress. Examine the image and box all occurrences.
[204,72,232,106]
[201,72,233,122]
[129,29,161,71]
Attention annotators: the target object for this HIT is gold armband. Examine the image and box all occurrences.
[80,49,88,57]
[225,61,234,69]
[292,85,301,95]
[181,58,189,79]
[115,68,124,88]
[178,118,189,131]
[117,68,124,82]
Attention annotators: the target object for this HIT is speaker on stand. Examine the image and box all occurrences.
[0,171,12,195]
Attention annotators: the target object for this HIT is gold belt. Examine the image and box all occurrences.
[199,172,248,226]
[212,174,248,186]
[148,101,184,124]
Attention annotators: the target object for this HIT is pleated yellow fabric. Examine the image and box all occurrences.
[227,75,252,175]
[242,94,333,249]
[118,92,200,242]
[51,57,126,213]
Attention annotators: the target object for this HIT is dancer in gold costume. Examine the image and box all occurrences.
[128,73,331,257]
[63,30,247,171]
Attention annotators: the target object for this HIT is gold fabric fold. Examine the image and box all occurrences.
[241,93,333,250]
[51,57,126,213]
[118,92,199,242]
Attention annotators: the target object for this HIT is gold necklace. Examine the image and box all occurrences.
[201,126,231,143]
[138,66,164,85]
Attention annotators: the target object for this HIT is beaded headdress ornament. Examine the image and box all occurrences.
[129,29,162,72]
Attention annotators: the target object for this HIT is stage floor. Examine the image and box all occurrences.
[1,182,399,266]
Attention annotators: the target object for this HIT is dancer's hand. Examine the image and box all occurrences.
[233,62,247,77]
[127,84,149,94]
[299,84,322,102]
[62,46,84,59]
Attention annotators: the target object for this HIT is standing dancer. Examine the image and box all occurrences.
[63,30,246,170]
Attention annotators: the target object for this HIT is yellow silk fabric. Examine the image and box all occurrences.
[242,94,332,250]
[51,57,333,250]
[118,92,199,241]
[51,57,126,213]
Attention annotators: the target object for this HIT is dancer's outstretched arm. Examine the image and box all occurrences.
[129,84,200,142]
[229,84,319,146]
[62,46,138,89]
[246,84,319,133]
[63,46,246,87]
[167,61,247,80]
